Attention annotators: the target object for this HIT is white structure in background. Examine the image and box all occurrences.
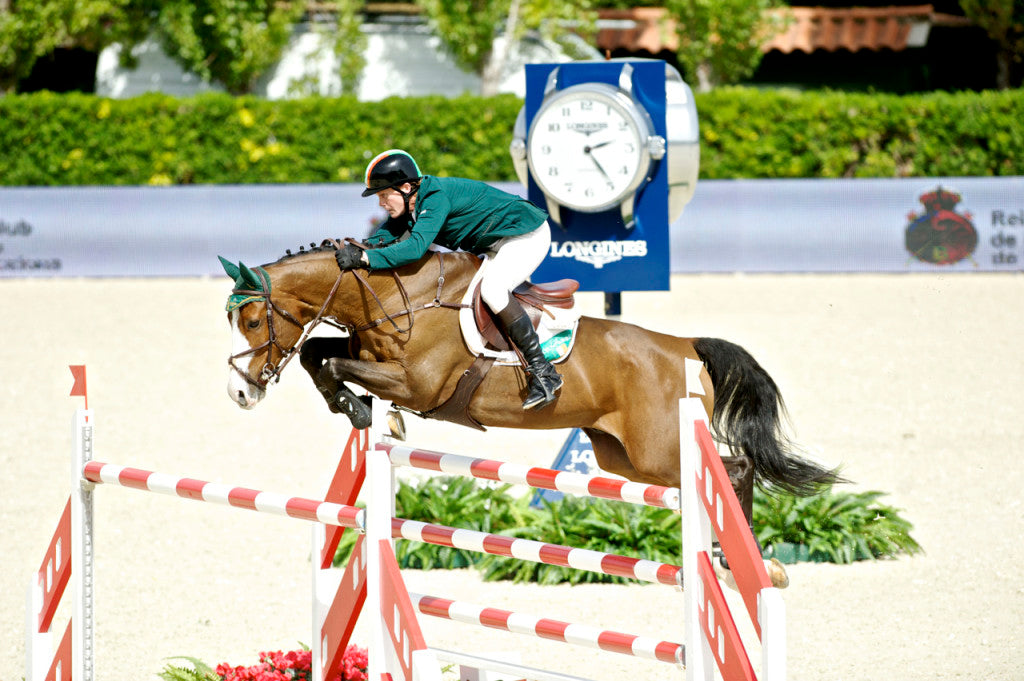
[95,18,598,101]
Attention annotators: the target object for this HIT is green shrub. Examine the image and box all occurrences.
[1,88,1022,186]
[333,476,921,582]
[477,494,683,585]
[754,487,923,564]
[0,91,523,186]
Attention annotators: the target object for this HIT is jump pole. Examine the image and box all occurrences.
[26,407,368,681]
[348,395,787,681]
[356,398,693,681]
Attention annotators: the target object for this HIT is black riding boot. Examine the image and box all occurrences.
[497,300,563,410]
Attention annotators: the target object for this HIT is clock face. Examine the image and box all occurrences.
[527,86,652,213]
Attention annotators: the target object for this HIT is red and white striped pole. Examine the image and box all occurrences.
[381,444,680,509]
[410,592,684,667]
[390,517,681,586]
[81,462,365,529]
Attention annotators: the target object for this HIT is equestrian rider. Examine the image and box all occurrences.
[334,149,563,411]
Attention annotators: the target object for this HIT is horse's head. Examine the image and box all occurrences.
[220,256,309,409]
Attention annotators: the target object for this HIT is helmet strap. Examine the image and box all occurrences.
[398,182,419,217]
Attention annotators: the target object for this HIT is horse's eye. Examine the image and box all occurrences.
[247,319,261,330]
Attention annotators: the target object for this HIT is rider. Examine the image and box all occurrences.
[334,149,563,411]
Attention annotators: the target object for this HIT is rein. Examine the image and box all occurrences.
[348,251,468,333]
[230,248,467,389]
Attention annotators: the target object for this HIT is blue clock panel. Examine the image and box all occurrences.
[526,60,670,292]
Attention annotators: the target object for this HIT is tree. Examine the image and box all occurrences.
[331,0,367,95]
[153,0,303,95]
[283,0,366,97]
[959,0,1024,88]
[0,0,151,93]
[664,0,785,92]
[417,0,596,96]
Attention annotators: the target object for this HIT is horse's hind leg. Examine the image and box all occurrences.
[717,455,754,566]
[722,456,755,525]
[719,454,790,589]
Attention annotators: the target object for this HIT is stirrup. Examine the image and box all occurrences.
[522,373,563,411]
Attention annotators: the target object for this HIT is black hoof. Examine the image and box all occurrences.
[336,393,373,429]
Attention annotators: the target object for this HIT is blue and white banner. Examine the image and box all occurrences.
[1,177,1021,277]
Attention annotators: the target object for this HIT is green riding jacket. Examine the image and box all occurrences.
[364,176,547,270]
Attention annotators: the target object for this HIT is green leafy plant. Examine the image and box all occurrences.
[754,487,923,564]
[334,476,921,582]
[158,656,218,681]
[333,476,532,570]
[476,495,682,584]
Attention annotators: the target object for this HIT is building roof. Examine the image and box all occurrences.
[596,5,974,55]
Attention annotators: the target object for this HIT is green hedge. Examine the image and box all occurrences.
[1,87,1022,186]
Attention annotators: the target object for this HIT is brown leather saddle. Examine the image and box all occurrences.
[472,279,579,351]
[423,276,578,431]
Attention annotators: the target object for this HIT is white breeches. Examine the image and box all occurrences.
[480,221,552,312]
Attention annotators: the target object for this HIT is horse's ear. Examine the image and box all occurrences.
[218,256,241,280]
[239,262,262,289]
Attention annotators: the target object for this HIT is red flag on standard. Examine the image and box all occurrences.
[69,365,88,408]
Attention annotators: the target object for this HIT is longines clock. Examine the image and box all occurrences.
[525,80,664,224]
[510,59,699,293]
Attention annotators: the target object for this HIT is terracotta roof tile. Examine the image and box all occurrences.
[596,5,972,55]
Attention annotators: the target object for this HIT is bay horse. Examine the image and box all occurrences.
[221,244,841,587]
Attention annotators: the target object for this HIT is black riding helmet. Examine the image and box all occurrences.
[361,149,421,197]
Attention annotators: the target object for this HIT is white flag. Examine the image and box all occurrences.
[684,357,706,396]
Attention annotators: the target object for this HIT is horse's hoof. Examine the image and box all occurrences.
[387,410,407,441]
[766,557,790,589]
[336,393,372,429]
[713,561,739,593]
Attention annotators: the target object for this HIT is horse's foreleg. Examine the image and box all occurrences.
[299,337,354,414]
[318,357,412,430]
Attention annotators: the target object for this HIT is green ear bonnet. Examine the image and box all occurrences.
[219,256,271,312]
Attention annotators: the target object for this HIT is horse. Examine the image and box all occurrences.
[221,244,842,588]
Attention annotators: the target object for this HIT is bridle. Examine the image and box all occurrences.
[227,256,346,390]
[228,243,467,390]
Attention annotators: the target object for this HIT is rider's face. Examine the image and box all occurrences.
[376,184,414,218]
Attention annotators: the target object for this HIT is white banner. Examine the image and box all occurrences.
[672,176,1024,273]
[0,184,373,277]
[1,177,1021,277]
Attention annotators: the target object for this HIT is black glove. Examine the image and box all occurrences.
[335,243,366,271]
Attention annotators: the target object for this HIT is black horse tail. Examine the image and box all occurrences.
[693,337,845,496]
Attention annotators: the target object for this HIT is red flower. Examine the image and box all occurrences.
[214,644,367,681]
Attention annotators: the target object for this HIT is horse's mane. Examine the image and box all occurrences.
[269,239,340,266]
[264,241,481,291]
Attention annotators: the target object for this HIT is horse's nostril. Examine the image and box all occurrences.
[236,390,247,403]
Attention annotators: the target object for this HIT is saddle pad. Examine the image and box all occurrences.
[459,256,581,366]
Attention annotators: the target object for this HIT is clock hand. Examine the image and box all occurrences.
[586,148,614,184]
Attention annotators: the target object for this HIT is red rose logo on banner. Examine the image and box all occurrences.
[905,187,978,265]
